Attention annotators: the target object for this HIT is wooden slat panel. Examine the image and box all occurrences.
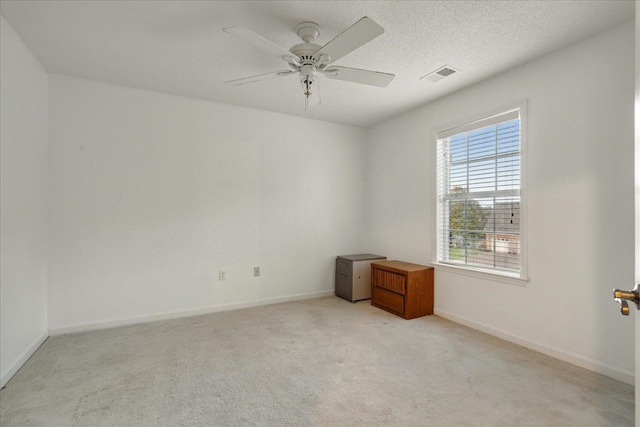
[374,269,405,294]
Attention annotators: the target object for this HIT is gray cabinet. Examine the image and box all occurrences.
[335,254,387,302]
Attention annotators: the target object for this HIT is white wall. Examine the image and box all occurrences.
[0,16,49,387]
[47,75,367,332]
[365,22,636,383]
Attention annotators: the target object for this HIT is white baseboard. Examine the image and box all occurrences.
[1,331,48,388]
[434,308,635,386]
[49,290,335,337]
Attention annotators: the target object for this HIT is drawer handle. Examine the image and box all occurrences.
[339,273,347,278]
[339,262,347,266]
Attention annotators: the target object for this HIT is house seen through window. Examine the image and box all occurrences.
[436,105,524,277]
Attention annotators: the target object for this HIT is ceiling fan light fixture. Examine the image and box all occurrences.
[301,75,320,111]
[299,64,317,97]
[302,76,315,97]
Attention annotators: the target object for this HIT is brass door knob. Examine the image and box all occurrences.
[613,283,639,316]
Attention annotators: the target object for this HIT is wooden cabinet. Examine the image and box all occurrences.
[336,254,387,302]
[370,261,434,319]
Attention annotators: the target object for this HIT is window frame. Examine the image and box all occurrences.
[431,100,529,285]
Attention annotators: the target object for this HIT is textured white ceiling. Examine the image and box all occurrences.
[0,1,635,128]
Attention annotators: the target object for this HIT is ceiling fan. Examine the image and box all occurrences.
[223,17,395,110]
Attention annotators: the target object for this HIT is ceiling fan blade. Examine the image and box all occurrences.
[223,27,298,63]
[225,70,295,86]
[324,66,394,87]
[313,17,384,65]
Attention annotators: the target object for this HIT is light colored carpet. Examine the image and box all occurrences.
[0,296,634,426]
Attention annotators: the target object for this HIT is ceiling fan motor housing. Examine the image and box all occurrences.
[289,43,322,64]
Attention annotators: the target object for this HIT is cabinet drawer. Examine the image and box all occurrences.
[336,270,351,283]
[335,271,353,301]
[336,259,353,275]
[373,269,406,295]
[373,286,404,315]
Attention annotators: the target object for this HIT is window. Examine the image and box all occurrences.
[435,103,526,280]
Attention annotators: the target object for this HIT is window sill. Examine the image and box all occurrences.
[430,261,529,286]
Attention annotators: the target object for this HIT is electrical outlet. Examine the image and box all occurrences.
[219,270,226,281]
[253,267,260,277]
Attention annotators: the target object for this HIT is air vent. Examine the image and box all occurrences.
[421,65,459,83]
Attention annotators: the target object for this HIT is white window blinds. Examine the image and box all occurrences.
[436,108,522,275]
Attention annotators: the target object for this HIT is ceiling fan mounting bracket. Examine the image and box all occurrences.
[295,22,321,43]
